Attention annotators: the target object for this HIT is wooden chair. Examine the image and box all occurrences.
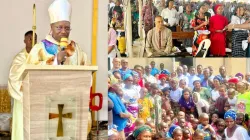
[172,31,194,40]
[195,39,211,58]
[172,26,194,40]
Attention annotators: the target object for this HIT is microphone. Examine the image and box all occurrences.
[59,38,68,65]
[60,38,68,51]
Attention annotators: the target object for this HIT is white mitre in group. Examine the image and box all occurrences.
[48,0,72,23]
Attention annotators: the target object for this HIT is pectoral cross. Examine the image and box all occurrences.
[49,104,72,137]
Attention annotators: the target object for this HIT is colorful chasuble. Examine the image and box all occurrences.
[26,35,88,65]
[41,39,59,55]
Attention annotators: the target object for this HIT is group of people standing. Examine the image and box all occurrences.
[108,59,250,139]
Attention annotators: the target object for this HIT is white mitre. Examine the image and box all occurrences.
[48,0,72,24]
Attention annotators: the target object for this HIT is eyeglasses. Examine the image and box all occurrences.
[55,26,72,33]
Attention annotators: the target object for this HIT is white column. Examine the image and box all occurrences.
[172,57,176,72]
[93,0,108,121]
[247,58,250,72]
[138,0,143,39]
[124,0,133,57]
[143,0,147,6]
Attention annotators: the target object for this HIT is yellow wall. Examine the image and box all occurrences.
[195,58,247,76]
[126,58,248,76]
[127,58,174,72]
[224,58,247,76]
[195,58,225,76]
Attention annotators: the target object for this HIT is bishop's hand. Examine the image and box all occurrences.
[57,51,67,64]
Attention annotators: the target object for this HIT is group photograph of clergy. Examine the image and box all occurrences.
[108,0,250,57]
[108,58,250,139]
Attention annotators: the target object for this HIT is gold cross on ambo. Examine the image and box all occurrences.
[49,104,72,137]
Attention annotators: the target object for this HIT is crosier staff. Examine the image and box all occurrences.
[32,4,36,47]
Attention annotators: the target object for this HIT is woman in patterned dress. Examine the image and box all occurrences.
[181,4,195,47]
[191,3,209,56]
[122,74,140,136]
[142,0,158,37]
[230,6,248,57]
[148,83,162,132]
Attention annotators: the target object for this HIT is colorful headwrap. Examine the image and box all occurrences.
[214,4,223,14]
[131,71,139,78]
[235,73,244,79]
[133,125,152,138]
[214,75,223,83]
[228,77,239,84]
[123,73,132,81]
[161,70,171,75]
[224,110,237,121]
[159,74,168,80]
[167,125,181,138]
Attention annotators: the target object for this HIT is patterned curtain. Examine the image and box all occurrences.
[0,85,11,136]
[0,85,11,113]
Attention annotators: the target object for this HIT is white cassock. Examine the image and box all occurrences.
[8,48,27,140]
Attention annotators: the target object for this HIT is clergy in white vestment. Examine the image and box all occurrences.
[8,31,37,140]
